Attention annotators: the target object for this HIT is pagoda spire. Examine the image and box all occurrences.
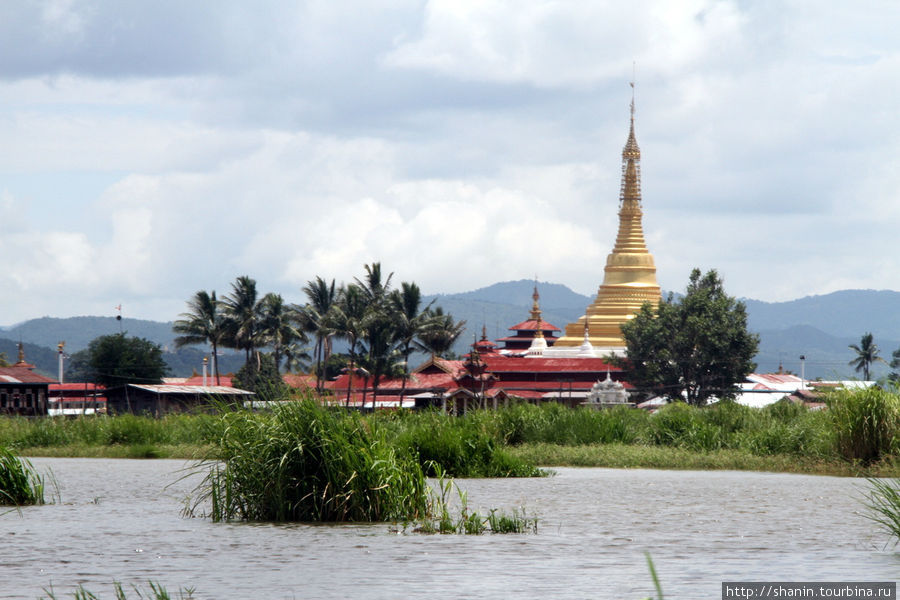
[530,281,544,339]
[551,87,661,353]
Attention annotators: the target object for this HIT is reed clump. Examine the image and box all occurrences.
[0,446,47,506]
[828,387,900,465]
[188,398,430,522]
[864,477,900,546]
[40,581,195,600]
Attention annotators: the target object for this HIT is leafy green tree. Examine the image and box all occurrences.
[173,290,227,385]
[415,306,467,358]
[849,332,886,381]
[0,352,8,367]
[300,276,338,394]
[617,268,759,406]
[68,333,168,387]
[233,352,288,397]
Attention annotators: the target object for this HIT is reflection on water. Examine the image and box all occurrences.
[0,458,895,599]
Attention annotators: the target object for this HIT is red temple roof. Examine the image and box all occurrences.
[508,319,560,332]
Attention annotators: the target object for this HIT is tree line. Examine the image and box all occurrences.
[172,262,466,405]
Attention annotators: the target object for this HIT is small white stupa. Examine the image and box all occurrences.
[582,369,632,409]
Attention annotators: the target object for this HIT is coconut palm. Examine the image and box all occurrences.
[258,292,307,373]
[354,262,393,306]
[415,306,467,358]
[222,275,263,365]
[330,284,369,407]
[173,290,227,385]
[389,282,434,404]
[356,313,398,410]
[354,262,397,410]
[300,276,338,394]
[849,332,887,381]
[282,341,312,374]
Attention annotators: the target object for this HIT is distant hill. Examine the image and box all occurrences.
[752,325,897,381]
[744,290,900,339]
[7,283,900,382]
[441,279,593,310]
[7,316,178,353]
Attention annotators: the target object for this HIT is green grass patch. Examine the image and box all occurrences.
[506,442,900,476]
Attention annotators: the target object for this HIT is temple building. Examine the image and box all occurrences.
[546,96,661,357]
[0,344,55,416]
[495,286,561,354]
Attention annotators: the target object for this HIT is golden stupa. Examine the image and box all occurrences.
[553,96,661,351]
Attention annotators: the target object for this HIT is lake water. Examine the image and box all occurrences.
[1,459,896,599]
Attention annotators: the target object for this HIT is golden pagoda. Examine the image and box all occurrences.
[552,94,661,352]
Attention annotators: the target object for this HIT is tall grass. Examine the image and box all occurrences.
[381,409,543,477]
[828,387,900,465]
[864,478,900,546]
[0,414,224,451]
[0,446,47,506]
[187,398,429,522]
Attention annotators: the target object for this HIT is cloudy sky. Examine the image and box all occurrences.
[2,0,899,325]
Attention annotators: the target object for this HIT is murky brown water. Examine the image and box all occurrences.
[0,459,896,599]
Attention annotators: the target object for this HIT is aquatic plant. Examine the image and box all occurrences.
[828,387,899,464]
[0,446,46,506]
[641,553,665,600]
[40,580,194,600]
[864,477,900,546]
[187,398,430,522]
[409,468,538,535]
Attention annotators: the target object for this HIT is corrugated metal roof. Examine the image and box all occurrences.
[127,384,254,395]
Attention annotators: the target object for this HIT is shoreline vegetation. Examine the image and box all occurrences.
[1,387,898,478]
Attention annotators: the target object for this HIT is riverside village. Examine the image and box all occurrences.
[3,95,899,599]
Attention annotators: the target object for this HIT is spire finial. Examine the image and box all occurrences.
[530,279,542,321]
[630,61,636,123]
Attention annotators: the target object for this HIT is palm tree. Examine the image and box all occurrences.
[415,306,467,358]
[173,290,226,385]
[282,341,312,374]
[849,332,887,381]
[258,292,307,373]
[354,262,397,411]
[330,284,368,407]
[222,275,262,364]
[355,262,393,306]
[300,276,338,394]
[389,282,433,404]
